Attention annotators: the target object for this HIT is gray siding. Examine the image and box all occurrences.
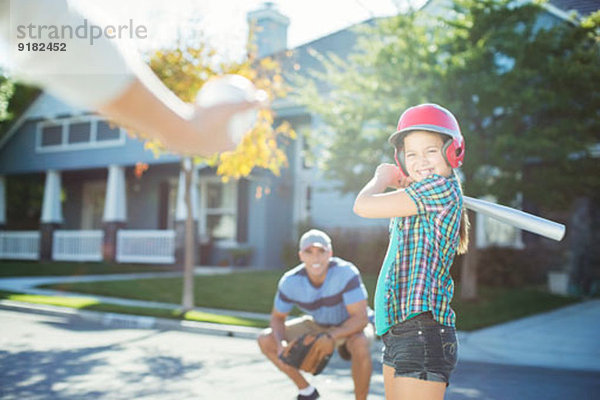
[311,178,388,229]
[0,119,180,175]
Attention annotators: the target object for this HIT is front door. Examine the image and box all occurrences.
[81,181,106,229]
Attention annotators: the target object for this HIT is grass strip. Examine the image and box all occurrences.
[4,261,581,332]
[0,290,269,328]
[40,270,580,331]
[0,260,171,277]
[451,286,580,331]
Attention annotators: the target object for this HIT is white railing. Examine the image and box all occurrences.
[116,230,175,264]
[0,231,40,260]
[53,230,103,261]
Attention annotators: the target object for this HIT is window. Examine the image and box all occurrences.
[198,178,237,242]
[97,121,121,141]
[40,124,63,146]
[68,121,91,144]
[476,195,524,249]
[36,116,124,152]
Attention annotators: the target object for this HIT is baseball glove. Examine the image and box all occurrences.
[279,333,333,375]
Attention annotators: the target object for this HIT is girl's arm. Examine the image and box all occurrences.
[353,163,418,219]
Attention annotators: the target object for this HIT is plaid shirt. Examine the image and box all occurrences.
[374,173,463,335]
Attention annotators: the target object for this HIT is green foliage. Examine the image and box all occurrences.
[0,76,15,122]
[5,174,44,229]
[146,43,294,181]
[0,77,39,137]
[295,0,600,208]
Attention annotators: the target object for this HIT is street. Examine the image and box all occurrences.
[1,309,599,400]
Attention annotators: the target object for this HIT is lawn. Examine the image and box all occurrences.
[0,260,171,277]
[42,269,281,314]
[0,289,269,328]
[36,268,580,331]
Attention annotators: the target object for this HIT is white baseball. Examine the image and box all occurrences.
[195,74,263,145]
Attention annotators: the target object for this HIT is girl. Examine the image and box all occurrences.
[353,103,469,399]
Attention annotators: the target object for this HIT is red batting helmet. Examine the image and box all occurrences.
[388,103,465,176]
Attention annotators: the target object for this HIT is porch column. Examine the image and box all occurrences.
[102,165,127,262]
[40,170,63,261]
[174,159,198,267]
[0,176,5,229]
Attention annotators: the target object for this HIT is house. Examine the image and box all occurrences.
[0,92,298,268]
[0,0,597,276]
[0,3,384,269]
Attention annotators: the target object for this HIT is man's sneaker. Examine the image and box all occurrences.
[297,388,320,400]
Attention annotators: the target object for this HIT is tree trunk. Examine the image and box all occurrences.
[181,158,195,311]
[460,209,479,300]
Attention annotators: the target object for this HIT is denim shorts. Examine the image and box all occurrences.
[381,312,458,384]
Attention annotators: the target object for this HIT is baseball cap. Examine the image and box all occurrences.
[299,229,332,252]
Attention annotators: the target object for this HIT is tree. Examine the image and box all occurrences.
[0,75,39,138]
[0,76,14,122]
[139,42,294,311]
[295,0,600,299]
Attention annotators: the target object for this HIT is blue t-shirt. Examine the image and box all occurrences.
[274,257,369,326]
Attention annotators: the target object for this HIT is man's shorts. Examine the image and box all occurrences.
[381,312,458,385]
[282,315,375,361]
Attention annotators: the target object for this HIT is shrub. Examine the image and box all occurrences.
[475,245,564,287]
[323,227,389,274]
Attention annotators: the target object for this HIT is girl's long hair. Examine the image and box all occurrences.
[454,170,470,254]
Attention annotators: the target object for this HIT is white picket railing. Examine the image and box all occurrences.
[0,231,40,260]
[116,230,175,264]
[53,230,104,261]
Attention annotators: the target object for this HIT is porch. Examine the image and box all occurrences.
[0,162,259,267]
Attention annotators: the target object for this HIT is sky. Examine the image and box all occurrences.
[72,0,415,59]
[1,0,426,73]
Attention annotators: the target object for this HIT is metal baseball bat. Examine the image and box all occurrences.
[463,196,566,241]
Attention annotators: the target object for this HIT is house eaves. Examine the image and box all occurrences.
[0,92,88,151]
[549,0,599,17]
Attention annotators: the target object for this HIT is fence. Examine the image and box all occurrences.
[0,229,177,264]
[52,230,103,261]
[0,231,40,260]
[116,230,175,264]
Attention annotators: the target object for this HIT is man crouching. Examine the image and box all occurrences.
[257,229,373,400]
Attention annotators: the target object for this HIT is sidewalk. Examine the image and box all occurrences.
[457,299,600,371]
[1,271,599,372]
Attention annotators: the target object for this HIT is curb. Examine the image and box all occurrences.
[0,299,262,339]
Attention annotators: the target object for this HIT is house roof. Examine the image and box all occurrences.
[0,92,87,151]
[549,0,599,16]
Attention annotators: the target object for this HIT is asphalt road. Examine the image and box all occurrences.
[1,309,599,400]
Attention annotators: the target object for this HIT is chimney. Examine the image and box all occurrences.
[247,2,290,58]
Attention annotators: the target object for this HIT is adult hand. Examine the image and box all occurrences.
[189,99,263,155]
[279,333,334,375]
[277,339,289,357]
[304,333,335,364]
